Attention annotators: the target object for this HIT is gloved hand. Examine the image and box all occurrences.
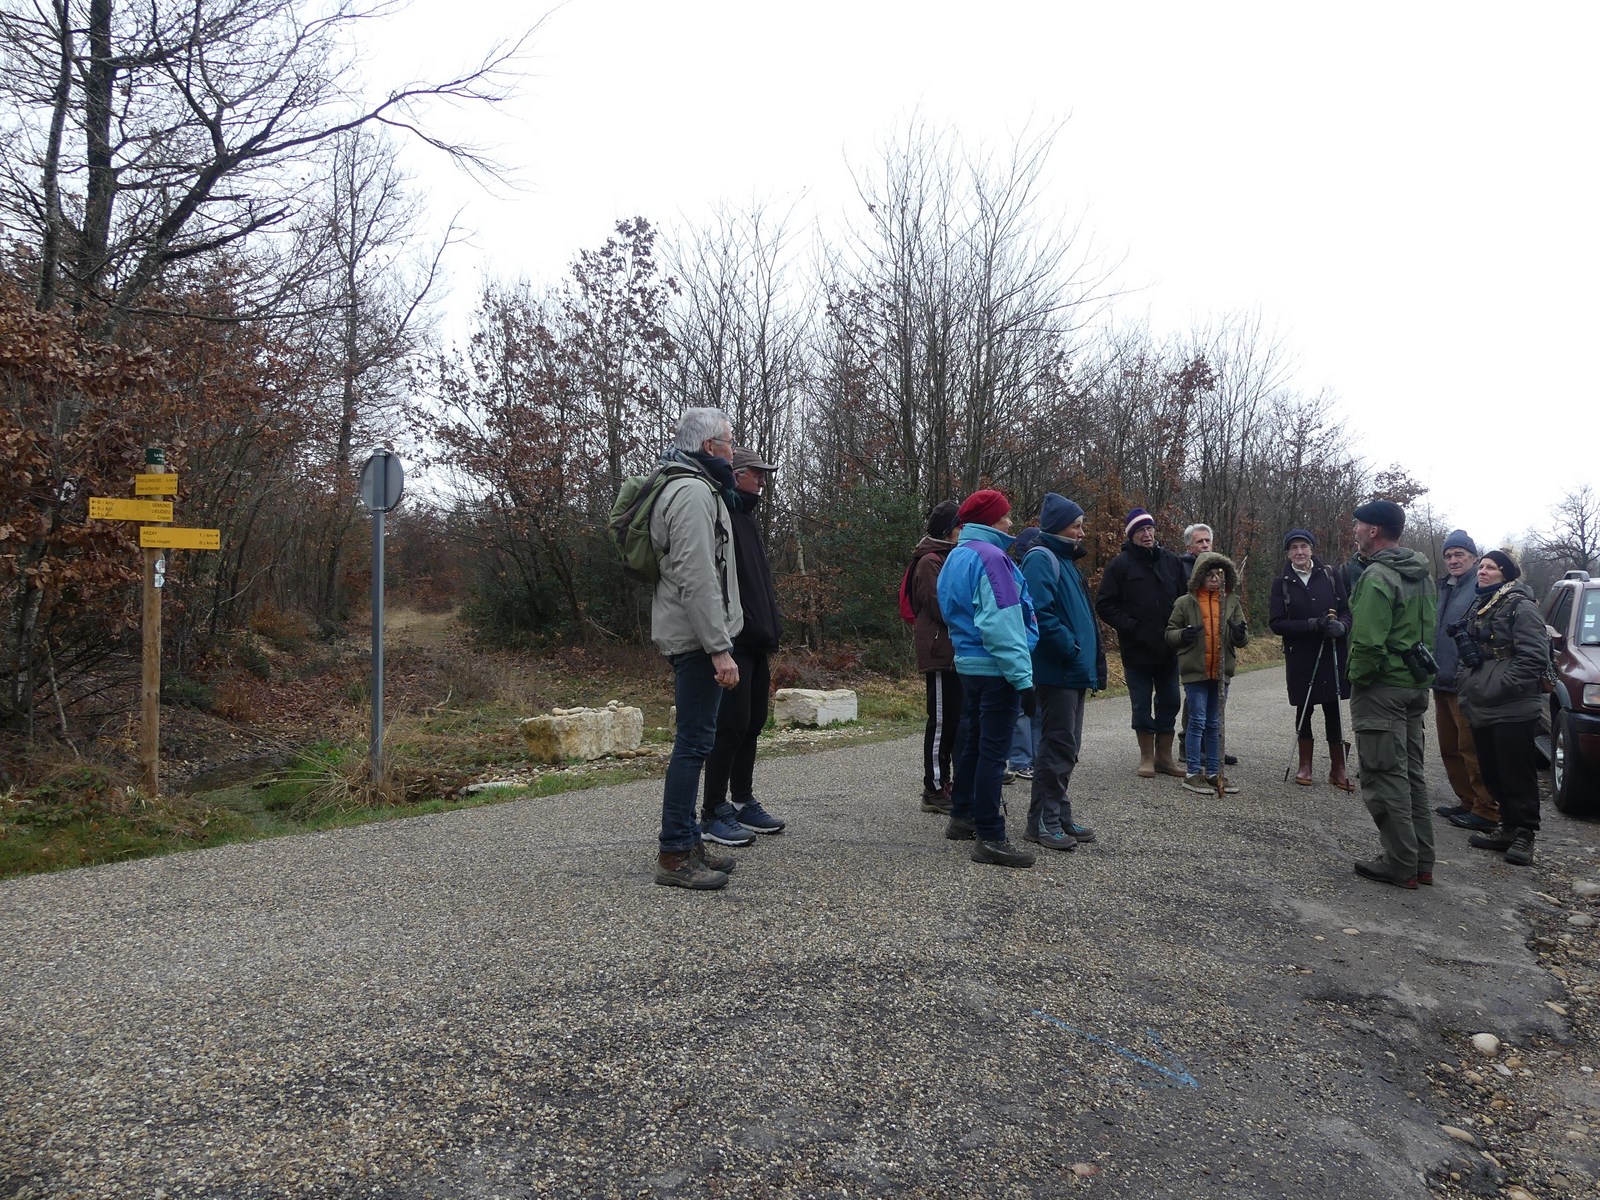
[1018,687,1037,718]
[1180,625,1202,646]
[1323,619,1347,639]
[1229,620,1248,646]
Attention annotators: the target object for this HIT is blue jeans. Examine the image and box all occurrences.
[1183,681,1222,776]
[1008,705,1042,770]
[660,651,723,852]
[952,674,1020,842]
[1125,657,1181,734]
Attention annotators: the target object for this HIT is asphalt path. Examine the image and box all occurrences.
[2,667,1595,1199]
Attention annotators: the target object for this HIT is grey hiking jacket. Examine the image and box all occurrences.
[648,451,744,657]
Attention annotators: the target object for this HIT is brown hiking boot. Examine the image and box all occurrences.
[655,850,728,890]
[690,842,736,873]
[1153,733,1185,778]
[1135,732,1156,778]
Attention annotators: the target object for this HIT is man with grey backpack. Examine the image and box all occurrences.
[638,408,745,890]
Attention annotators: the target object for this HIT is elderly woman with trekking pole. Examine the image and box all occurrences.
[1269,529,1353,790]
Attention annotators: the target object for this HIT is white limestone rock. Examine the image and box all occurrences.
[773,687,858,728]
[521,704,644,763]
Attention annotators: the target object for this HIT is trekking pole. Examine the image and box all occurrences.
[1284,636,1328,781]
[1333,634,1355,789]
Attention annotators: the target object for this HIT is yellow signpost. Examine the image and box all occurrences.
[88,497,174,522]
[134,473,179,495]
[138,526,221,551]
[91,449,222,795]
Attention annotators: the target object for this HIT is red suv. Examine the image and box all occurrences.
[1542,570,1600,815]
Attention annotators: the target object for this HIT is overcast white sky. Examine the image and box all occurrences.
[371,0,1598,548]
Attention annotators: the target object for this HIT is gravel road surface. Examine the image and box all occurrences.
[3,667,1597,1199]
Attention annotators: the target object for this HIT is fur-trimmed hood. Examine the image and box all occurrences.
[1186,550,1239,595]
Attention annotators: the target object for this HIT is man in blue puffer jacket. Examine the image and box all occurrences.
[1021,493,1107,852]
[937,489,1040,868]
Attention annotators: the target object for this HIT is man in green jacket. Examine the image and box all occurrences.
[1346,499,1438,890]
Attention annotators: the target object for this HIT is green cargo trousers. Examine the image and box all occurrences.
[1350,682,1434,874]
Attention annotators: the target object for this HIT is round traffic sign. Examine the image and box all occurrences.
[359,450,405,513]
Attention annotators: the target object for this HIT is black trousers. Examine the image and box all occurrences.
[923,669,963,794]
[1295,699,1343,744]
[701,649,770,818]
[1470,719,1541,832]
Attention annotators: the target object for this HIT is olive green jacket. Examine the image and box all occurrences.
[1348,546,1436,690]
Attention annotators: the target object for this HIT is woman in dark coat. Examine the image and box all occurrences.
[1269,528,1352,789]
[1459,549,1551,867]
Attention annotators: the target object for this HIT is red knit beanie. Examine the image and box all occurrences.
[956,489,1010,528]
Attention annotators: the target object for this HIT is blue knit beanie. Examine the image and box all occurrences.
[1283,527,1316,551]
[1442,529,1477,556]
[1040,493,1085,535]
[1124,507,1155,537]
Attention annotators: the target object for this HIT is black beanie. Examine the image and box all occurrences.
[926,499,960,539]
[1482,549,1521,582]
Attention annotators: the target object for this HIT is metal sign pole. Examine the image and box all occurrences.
[371,506,385,780]
[358,449,404,784]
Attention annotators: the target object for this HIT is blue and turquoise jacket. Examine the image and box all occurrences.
[1022,532,1105,690]
[936,524,1038,688]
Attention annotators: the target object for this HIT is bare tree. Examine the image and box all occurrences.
[1538,484,1600,575]
[0,0,535,325]
[664,199,810,529]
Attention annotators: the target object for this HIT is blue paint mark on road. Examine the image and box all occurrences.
[1031,1010,1199,1089]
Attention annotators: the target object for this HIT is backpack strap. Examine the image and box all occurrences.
[1024,544,1061,582]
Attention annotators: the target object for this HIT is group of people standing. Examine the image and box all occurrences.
[908,491,1554,882]
[640,407,1552,891]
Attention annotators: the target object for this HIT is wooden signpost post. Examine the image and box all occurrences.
[86,448,220,795]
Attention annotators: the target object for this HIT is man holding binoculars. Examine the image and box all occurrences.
[1346,499,1440,890]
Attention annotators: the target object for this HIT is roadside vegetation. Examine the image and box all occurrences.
[0,607,929,879]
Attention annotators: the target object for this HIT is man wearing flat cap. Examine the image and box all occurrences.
[1431,529,1498,831]
[701,447,788,845]
[1347,499,1439,890]
[1095,507,1188,778]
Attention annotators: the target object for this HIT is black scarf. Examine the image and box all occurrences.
[686,450,738,507]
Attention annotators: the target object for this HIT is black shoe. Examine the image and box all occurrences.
[1504,828,1536,867]
[1435,803,1468,819]
[1448,811,1496,832]
[1065,822,1097,844]
[920,791,952,815]
[1224,754,1238,767]
[945,816,976,840]
[1354,858,1418,890]
[971,838,1036,867]
[1469,825,1516,853]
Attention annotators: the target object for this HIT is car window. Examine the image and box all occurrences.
[1548,587,1574,634]
[1582,589,1600,646]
